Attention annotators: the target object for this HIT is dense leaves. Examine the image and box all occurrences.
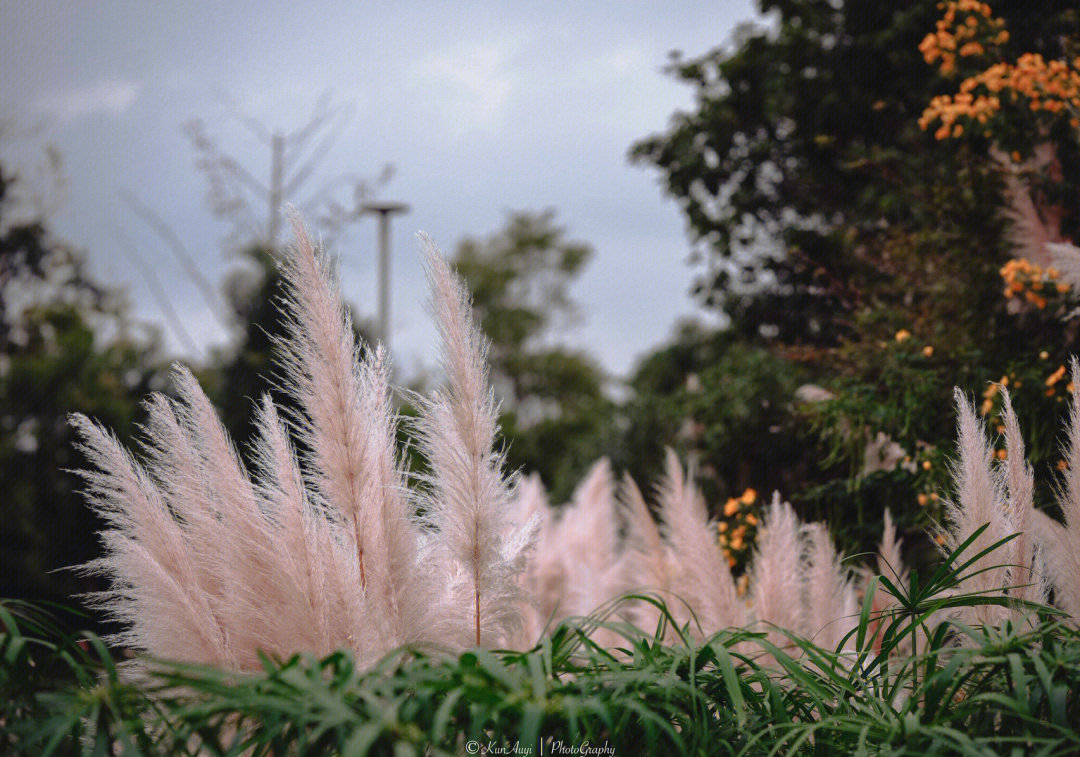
[6,553,1080,756]
[0,166,161,614]
[624,0,1080,566]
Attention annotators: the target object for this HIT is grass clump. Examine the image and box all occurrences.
[5,557,1080,757]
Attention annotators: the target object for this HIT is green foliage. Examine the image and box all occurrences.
[618,324,811,502]
[631,0,1078,336]
[5,536,1080,756]
[0,164,161,613]
[624,0,1080,566]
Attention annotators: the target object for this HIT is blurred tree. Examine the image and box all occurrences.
[451,210,614,501]
[0,162,161,610]
[617,324,809,499]
[628,0,1080,567]
[632,0,1078,343]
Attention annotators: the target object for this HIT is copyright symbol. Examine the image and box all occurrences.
[466,741,480,754]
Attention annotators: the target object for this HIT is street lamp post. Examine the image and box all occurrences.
[362,201,410,351]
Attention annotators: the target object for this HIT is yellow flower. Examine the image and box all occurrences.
[917,494,929,506]
[922,460,932,470]
[995,448,1007,460]
[1058,459,1069,471]
[724,498,740,517]
[1040,350,1050,359]
[745,514,759,527]
[895,329,912,342]
[740,488,757,505]
[717,521,728,533]
[1047,365,1067,386]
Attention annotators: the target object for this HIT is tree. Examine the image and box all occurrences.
[451,210,613,500]
[628,0,1080,567]
[0,162,161,611]
[632,0,1078,343]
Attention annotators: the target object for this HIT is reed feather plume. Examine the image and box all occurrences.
[414,233,537,648]
[998,386,1044,610]
[804,523,857,652]
[76,215,1080,673]
[73,222,537,669]
[748,493,805,648]
[1029,358,1080,622]
[942,389,1012,627]
[655,449,744,636]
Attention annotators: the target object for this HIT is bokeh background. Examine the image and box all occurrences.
[5,0,1080,628]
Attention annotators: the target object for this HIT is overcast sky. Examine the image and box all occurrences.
[1,1,758,380]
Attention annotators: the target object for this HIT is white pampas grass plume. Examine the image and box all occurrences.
[803,523,857,653]
[247,394,334,654]
[1031,509,1079,622]
[278,219,437,651]
[552,459,625,619]
[1048,242,1080,294]
[1031,358,1080,622]
[865,508,911,658]
[656,449,744,637]
[999,386,1044,611]
[877,508,906,586]
[749,493,804,649]
[618,472,672,633]
[415,233,536,647]
[73,221,543,670]
[943,388,1011,627]
[70,415,229,665]
[509,473,556,645]
[993,143,1062,268]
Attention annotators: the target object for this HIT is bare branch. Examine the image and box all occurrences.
[120,190,230,328]
[109,225,204,357]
